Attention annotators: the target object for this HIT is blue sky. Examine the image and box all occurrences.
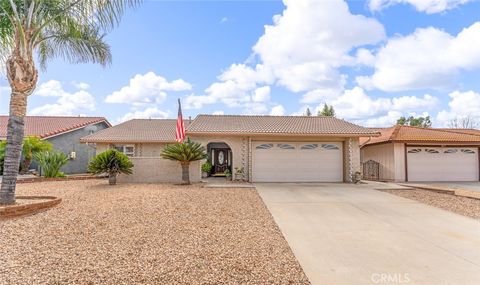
[1,0,480,126]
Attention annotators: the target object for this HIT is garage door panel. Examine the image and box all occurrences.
[407,147,479,182]
[252,141,343,182]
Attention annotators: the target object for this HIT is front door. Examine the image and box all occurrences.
[214,148,229,174]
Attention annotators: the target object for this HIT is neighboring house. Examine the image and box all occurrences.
[80,115,378,183]
[360,125,480,182]
[0,116,111,174]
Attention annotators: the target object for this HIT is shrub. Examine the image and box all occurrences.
[201,161,212,173]
[33,151,68,178]
[88,149,134,185]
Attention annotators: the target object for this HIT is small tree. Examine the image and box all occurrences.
[449,115,479,129]
[160,139,207,185]
[304,108,312,116]
[21,137,52,173]
[318,103,335,117]
[33,151,68,178]
[88,149,133,185]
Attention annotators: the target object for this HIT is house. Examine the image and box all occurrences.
[80,115,378,183]
[360,125,480,182]
[0,116,111,174]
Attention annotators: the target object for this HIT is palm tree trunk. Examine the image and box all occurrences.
[0,95,27,205]
[181,162,190,185]
[109,172,117,185]
[0,48,38,205]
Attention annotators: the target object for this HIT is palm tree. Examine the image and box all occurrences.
[161,139,207,185]
[88,149,134,185]
[21,136,52,173]
[0,0,140,204]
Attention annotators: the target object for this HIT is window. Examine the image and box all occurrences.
[113,145,135,157]
[444,149,458,154]
[425,149,439,154]
[461,149,476,154]
[255,143,274,150]
[301,144,318,150]
[277,143,295,149]
[321,144,339,150]
[407,149,421,154]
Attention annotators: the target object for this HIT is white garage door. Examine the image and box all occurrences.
[252,141,343,182]
[407,147,479,182]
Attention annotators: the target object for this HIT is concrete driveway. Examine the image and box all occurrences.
[404,182,480,193]
[256,183,480,285]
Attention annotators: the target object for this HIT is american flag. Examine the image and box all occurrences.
[175,98,186,143]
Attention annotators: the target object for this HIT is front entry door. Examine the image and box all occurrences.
[214,148,229,174]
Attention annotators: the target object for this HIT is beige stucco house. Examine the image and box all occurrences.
[81,115,378,183]
[361,125,480,182]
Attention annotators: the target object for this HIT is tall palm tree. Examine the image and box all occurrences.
[161,139,207,185]
[0,0,140,205]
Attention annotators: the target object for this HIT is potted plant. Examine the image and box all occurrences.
[201,161,212,178]
[224,169,232,181]
[354,171,362,184]
[234,166,245,181]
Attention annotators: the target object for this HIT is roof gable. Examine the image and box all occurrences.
[0,116,110,140]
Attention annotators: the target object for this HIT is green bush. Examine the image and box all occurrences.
[201,161,212,173]
[88,149,134,185]
[0,141,5,175]
[33,151,68,178]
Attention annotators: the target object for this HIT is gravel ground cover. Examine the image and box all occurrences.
[0,180,309,285]
[381,189,480,220]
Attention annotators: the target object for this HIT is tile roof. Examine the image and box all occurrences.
[0,116,110,140]
[187,115,378,136]
[361,125,480,146]
[80,119,186,143]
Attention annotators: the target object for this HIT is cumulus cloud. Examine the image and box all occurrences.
[436,90,480,126]
[324,87,438,126]
[118,107,169,123]
[369,0,472,14]
[359,22,480,92]
[30,81,96,116]
[270,105,285,116]
[212,110,224,115]
[105,72,192,106]
[186,0,385,112]
[72,81,90,90]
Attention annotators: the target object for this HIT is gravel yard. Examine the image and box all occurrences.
[381,189,480,220]
[0,180,309,285]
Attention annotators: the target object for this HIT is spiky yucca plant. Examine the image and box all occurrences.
[88,149,133,185]
[160,139,207,185]
[33,151,68,178]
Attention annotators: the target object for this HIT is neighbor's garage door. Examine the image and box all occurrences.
[252,142,343,182]
[407,147,479,182]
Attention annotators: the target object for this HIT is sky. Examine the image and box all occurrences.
[1,0,480,127]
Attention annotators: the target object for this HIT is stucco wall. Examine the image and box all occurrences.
[361,143,396,181]
[95,142,202,183]
[117,158,200,183]
[40,122,109,174]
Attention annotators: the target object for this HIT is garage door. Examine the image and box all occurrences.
[407,147,479,182]
[252,141,343,182]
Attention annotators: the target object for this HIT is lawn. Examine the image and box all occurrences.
[0,180,309,284]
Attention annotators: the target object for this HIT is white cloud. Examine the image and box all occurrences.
[270,105,285,116]
[118,107,169,123]
[30,81,96,116]
[188,0,385,112]
[324,87,437,126]
[35,80,65,97]
[436,90,480,126]
[369,0,472,14]
[105,72,192,106]
[212,110,224,115]
[252,86,271,102]
[72,81,90,90]
[360,22,480,92]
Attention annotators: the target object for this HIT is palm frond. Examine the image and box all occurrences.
[88,149,134,175]
[161,140,208,163]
